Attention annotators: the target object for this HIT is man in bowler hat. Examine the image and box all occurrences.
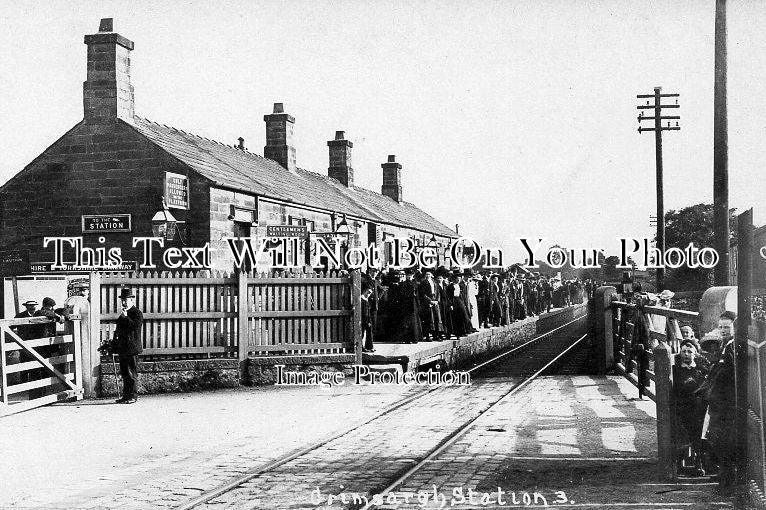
[113,289,143,404]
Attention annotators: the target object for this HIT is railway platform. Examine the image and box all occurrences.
[368,303,588,373]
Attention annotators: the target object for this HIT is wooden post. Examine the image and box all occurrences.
[735,208,752,483]
[0,325,7,405]
[653,343,676,481]
[713,0,730,285]
[0,275,5,319]
[11,276,20,316]
[351,270,362,366]
[88,272,102,396]
[65,317,84,401]
[237,270,249,383]
[593,286,616,375]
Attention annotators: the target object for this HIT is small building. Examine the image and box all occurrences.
[0,19,457,276]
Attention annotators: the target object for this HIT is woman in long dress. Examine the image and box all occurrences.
[466,272,480,329]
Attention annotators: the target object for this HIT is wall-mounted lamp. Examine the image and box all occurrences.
[151,198,177,241]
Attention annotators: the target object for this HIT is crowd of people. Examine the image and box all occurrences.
[669,311,741,495]
[360,266,596,351]
[619,286,743,496]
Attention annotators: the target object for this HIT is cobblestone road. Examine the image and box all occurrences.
[0,384,424,509]
[2,373,738,510]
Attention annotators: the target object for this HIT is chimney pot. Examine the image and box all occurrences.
[264,103,296,172]
[327,131,354,187]
[99,18,113,32]
[83,18,135,123]
[237,137,245,149]
[381,155,403,202]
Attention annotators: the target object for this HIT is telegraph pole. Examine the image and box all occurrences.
[713,0,729,285]
[637,87,680,291]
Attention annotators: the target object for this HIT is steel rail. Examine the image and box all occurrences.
[175,314,588,510]
[357,331,590,510]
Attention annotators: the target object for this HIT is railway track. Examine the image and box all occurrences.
[175,314,590,510]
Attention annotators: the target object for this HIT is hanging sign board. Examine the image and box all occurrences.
[267,225,307,238]
[0,249,31,277]
[165,172,189,209]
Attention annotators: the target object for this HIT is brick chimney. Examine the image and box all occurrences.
[83,18,135,123]
[264,103,296,172]
[327,131,354,187]
[381,155,403,202]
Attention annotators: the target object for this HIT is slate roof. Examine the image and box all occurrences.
[128,117,456,237]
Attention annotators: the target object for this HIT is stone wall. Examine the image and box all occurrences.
[100,358,238,397]
[248,354,356,386]
[0,119,210,269]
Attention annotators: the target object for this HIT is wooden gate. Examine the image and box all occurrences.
[0,316,84,416]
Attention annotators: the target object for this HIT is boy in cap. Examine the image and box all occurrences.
[673,338,708,475]
[34,297,64,337]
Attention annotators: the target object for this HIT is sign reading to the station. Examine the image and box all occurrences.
[0,249,31,276]
[82,214,132,233]
[165,172,189,209]
[267,225,307,238]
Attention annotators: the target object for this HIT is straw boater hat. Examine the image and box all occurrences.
[658,290,675,301]
[22,299,38,307]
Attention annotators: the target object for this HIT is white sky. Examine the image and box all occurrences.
[1,0,764,261]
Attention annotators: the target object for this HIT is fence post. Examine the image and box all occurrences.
[88,272,102,396]
[593,286,616,375]
[351,270,362,366]
[237,270,249,383]
[0,326,7,405]
[653,342,676,481]
[736,208,752,485]
[65,317,84,400]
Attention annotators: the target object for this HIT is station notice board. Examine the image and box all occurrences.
[267,225,307,238]
[0,249,31,277]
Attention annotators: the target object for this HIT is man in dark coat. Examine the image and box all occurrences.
[360,282,374,352]
[702,311,739,494]
[361,267,381,348]
[541,276,553,313]
[418,271,444,341]
[436,269,453,338]
[13,300,39,340]
[113,289,143,404]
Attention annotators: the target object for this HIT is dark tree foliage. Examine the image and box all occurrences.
[661,203,737,291]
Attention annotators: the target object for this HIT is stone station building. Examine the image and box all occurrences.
[0,19,457,277]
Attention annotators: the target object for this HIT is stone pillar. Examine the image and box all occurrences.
[592,286,616,375]
[87,272,102,396]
